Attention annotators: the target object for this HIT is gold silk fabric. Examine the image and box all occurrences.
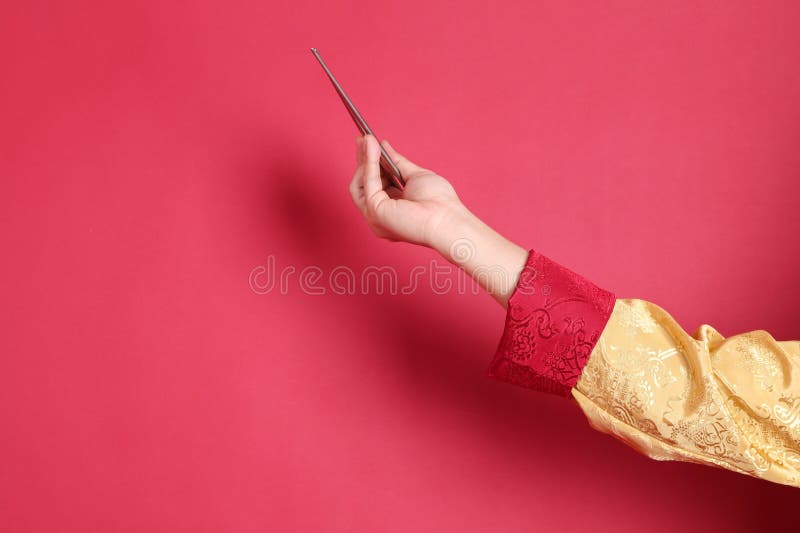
[572,298,800,488]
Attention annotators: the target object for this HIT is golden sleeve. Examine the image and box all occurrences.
[572,298,800,488]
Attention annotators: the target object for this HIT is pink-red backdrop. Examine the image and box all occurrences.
[2,1,799,531]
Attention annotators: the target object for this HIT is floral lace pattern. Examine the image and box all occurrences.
[488,249,615,397]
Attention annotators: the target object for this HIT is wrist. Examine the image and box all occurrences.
[427,204,528,307]
[425,201,476,258]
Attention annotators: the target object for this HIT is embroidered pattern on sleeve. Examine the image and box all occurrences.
[488,249,616,397]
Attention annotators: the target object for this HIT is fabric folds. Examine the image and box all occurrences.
[573,298,800,488]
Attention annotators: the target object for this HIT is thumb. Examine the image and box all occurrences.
[362,134,390,215]
[380,139,425,177]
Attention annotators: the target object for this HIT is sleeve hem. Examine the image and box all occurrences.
[487,248,615,397]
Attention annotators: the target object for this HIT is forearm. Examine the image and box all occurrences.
[427,204,528,308]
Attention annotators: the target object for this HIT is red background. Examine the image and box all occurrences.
[2,1,799,531]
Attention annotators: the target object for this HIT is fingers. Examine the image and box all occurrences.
[380,139,425,177]
[354,134,365,165]
[356,134,393,190]
[349,167,366,215]
[349,137,367,215]
[362,134,390,217]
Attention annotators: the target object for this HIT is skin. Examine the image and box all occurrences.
[349,134,528,308]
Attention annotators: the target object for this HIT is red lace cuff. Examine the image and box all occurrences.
[488,249,615,397]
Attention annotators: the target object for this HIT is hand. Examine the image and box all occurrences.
[348,133,528,308]
[349,134,467,250]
